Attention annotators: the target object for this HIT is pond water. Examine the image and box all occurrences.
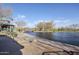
[26,32,79,46]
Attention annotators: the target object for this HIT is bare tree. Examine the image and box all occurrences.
[15,20,27,32]
[0,5,13,21]
[3,8,12,17]
[15,20,26,27]
[36,21,54,31]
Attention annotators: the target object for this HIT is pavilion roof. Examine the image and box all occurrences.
[0,17,14,26]
[0,17,11,21]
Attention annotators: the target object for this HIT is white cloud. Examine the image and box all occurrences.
[54,19,70,28]
[13,14,27,27]
[54,19,70,23]
[13,15,75,28]
[14,15,26,20]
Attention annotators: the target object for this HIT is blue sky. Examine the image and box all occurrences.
[2,3,79,28]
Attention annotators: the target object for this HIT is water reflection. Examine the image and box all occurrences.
[26,32,79,46]
[36,32,53,40]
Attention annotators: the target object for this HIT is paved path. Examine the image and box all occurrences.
[0,35,24,55]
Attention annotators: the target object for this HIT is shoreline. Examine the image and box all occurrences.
[14,32,79,55]
[33,31,79,32]
[25,33,79,50]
